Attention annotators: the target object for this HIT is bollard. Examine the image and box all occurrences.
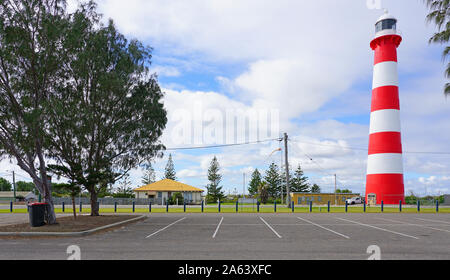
[149,202,152,213]
[114,202,117,213]
[345,201,348,213]
[364,201,366,213]
[236,201,239,213]
[132,201,135,213]
[80,202,82,213]
[218,201,221,213]
[10,201,13,213]
[62,202,65,213]
[184,202,186,213]
[201,200,204,213]
[274,201,277,213]
[328,201,330,213]
[436,200,439,213]
[257,201,260,213]
[292,201,295,213]
[417,200,420,212]
[381,201,384,213]
[399,200,402,212]
[309,201,313,213]
[166,201,169,213]
[97,201,100,213]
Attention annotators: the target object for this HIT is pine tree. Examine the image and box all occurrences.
[248,169,262,196]
[311,184,321,193]
[142,162,156,185]
[264,162,282,199]
[290,165,310,193]
[206,156,225,203]
[164,154,177,180]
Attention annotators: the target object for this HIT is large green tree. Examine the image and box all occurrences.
[16,181,35,192]
[289,165,310,193]
[248,169,262,196]
[0,0,69,224]
[264,162,282,199]
[425,0,450,95]
[142,162,156,185]
[206,156,225,203]
[164,154,177,180]
[46,2,167,216]
[0,177,11,191]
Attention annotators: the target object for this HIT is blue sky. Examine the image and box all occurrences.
[1,0,449,197]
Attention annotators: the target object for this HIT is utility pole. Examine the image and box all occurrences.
[12,171,16,202]
[334,174,337,205]
[284,133,291,206]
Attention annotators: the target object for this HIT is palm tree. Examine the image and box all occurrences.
[424,0,450,96]
[258,182,269,204]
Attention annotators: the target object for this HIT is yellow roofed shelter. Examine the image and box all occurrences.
[134,179,204,205]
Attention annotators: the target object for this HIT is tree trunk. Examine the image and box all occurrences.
[90,191,99,216]
[43,192,57,224]
[71,196,77,219]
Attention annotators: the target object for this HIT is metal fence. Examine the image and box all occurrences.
[52,197,163,205]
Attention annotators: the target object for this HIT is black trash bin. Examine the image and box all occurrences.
[28,203,48,227]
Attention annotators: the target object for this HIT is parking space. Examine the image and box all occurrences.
[0,213,449,259]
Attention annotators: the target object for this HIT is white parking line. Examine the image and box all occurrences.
[375,217,450,234]
[145,217,186,238]
[297,217,350,239]
[336,217,419,240]
[414,217,450,225]
[259,217,282,238]
[212,217,224,239]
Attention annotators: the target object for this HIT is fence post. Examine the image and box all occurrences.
[97,201,100,213]
[399,200,402,212]
[381,201,384,213]
[184,202,186,213]
[257,201,260,213]
[417,200,420,213]
[166,200,169,213]
[364,201,366,213]
[236,200,238,213]
[201,200,204,213]
[10,201,13,213]
[132,201,135,213]
[114,202,117,213]
[328,201,330,213]
[149,202,152,213]
[62,202,65,213]
[79,202,82,213]
[309,201,313,213]
[274,201,277,213]
[436,200,439,213]
[292,201,295,213]
[218,201,221,213]
[345,201,348,213]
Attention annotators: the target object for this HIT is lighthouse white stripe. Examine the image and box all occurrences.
[367,153,403,175]
[372,61,398,89]
[369,109,401,134]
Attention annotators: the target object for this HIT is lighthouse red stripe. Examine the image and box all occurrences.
[372,35,400,64]
[366,174,404,204]
[368,132,402,155]
[371,86,400,112]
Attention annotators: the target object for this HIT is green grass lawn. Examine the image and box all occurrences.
[1,205,449,214]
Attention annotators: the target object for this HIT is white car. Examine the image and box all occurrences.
[346,197,363,205]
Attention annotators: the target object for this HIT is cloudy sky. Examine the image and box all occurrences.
[1,0,449,197]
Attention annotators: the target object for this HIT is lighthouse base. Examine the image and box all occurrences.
[366,174,405,205]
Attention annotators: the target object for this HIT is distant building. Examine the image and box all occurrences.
[0,191,36,202]
[290,193,361,206]
[133,179,204,205]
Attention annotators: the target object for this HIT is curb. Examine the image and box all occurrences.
[0,215,146,237]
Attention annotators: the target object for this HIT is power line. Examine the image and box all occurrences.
[165,138,282,151]
[289,139,450,155]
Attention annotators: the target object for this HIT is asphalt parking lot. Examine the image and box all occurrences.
[0,213,449,260]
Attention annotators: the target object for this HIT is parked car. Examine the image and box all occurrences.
[346,197,363,205]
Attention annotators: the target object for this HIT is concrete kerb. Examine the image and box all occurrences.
[0,215,146,237]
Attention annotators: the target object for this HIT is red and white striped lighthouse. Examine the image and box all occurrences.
[366,11,404,205]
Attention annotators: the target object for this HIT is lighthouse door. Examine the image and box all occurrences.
[368,193,376,206]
